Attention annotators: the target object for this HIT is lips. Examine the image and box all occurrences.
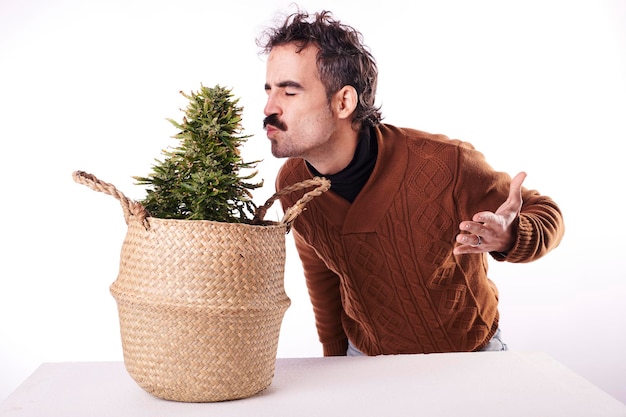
[264,124,278,136]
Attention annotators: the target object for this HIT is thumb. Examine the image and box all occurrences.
[508,171,527,205]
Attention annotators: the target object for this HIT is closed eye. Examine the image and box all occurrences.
[265,80,304,97]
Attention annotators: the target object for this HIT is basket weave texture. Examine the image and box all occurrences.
[73,171,329,402]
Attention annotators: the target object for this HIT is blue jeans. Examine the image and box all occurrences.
[478,328,507,352]
[346,328,508,356]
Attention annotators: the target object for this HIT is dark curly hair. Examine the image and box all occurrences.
[257,10,382,129]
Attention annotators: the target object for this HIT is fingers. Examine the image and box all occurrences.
[453,238,485,255]
[471,211,495,224]
[456,217,491,254]
[460,215,490,235]
[456,233,482,247]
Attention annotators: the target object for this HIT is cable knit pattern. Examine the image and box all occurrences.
[277,124,564,356]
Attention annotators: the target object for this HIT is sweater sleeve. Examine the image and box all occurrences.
[492,190,564,263]
[293,230,348,356]
[454,143,565,263]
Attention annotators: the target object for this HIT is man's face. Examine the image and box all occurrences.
[263,43,337,162]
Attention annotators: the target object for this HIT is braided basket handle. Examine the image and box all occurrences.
[252,177,331,230]
[73,170,330,231]
[72,171,151,229]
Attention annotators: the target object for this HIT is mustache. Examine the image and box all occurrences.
[263,114,287,131]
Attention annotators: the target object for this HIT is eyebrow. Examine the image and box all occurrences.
[264,80,304,90]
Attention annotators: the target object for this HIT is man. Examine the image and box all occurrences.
[258,10,564,356]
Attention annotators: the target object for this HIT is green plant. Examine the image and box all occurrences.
[134,84,262,222]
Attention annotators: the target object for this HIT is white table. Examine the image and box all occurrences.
[2,352,625,417]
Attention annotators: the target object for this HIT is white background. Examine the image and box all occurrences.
[1,0,625,404]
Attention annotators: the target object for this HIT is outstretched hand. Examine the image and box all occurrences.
[453,172,527,255]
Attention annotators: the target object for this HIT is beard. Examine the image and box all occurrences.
[269,134,296,159]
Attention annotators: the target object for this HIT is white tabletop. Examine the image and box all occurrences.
[2,351,625,417]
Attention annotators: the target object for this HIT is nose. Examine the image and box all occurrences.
[263,91,281,117]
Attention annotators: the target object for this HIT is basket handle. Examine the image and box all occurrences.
[73,170,330,231]
[252,177,331,230]
[72,170,151,229]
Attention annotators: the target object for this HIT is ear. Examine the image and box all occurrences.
[333,85,358,120]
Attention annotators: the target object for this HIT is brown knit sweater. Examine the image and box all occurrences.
[277,124,564,356]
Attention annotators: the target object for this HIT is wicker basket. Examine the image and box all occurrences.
[72,170,330,402]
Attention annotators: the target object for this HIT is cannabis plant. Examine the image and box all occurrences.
[134,84,262,223]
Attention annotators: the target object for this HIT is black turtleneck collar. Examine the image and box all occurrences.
[307,127,378,203]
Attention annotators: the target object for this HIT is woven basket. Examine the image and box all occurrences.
[72,170,330,402]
